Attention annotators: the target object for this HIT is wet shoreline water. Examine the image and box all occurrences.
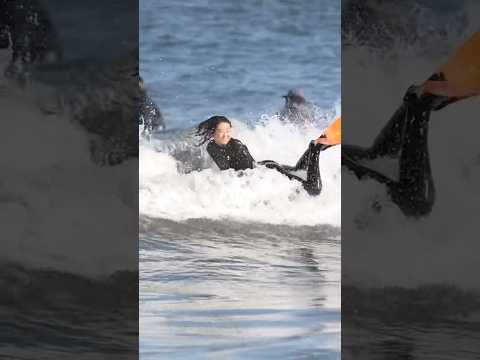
[140,218,340,359]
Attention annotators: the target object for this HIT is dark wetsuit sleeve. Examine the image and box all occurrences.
[207,142,231,170]
[230,140,255,170]
[258,141,325,196]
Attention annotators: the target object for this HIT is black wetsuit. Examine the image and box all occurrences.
[206,138,329,196]
[342,85,448,217]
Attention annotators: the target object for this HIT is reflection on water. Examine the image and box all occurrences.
[140,219,340,359]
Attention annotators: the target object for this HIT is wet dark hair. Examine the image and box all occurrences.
[196,115,232,145]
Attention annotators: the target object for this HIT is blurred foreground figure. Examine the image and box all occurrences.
[139,76,165,138]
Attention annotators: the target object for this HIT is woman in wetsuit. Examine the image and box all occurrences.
[196,116,332,196]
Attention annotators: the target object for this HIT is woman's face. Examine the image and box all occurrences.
[213,121,232,145]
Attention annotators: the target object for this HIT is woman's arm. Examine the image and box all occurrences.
[206,142,231,170]
[231,140,255,170]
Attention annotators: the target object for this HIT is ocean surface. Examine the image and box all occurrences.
[140,0,341,358]
[140,0,340,129]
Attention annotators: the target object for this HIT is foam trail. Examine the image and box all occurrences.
[140,116,341,226]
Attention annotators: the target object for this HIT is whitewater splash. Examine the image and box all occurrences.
[0,74,137,278]
[140,115,341,226]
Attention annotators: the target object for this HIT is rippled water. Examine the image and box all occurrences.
[140,219,340,359]
[140,0,340,129]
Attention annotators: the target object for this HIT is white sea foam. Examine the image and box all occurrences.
[140,116,341,226]
[0,82,137,277]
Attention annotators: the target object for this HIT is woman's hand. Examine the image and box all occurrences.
[421,78,480,99]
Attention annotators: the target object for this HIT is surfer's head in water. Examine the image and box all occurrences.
[283,88,306,106]
[196,116,232,145]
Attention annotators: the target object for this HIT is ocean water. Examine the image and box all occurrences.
[140,0,341,358]
[140,0,340,129]
[140,219,340,359]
